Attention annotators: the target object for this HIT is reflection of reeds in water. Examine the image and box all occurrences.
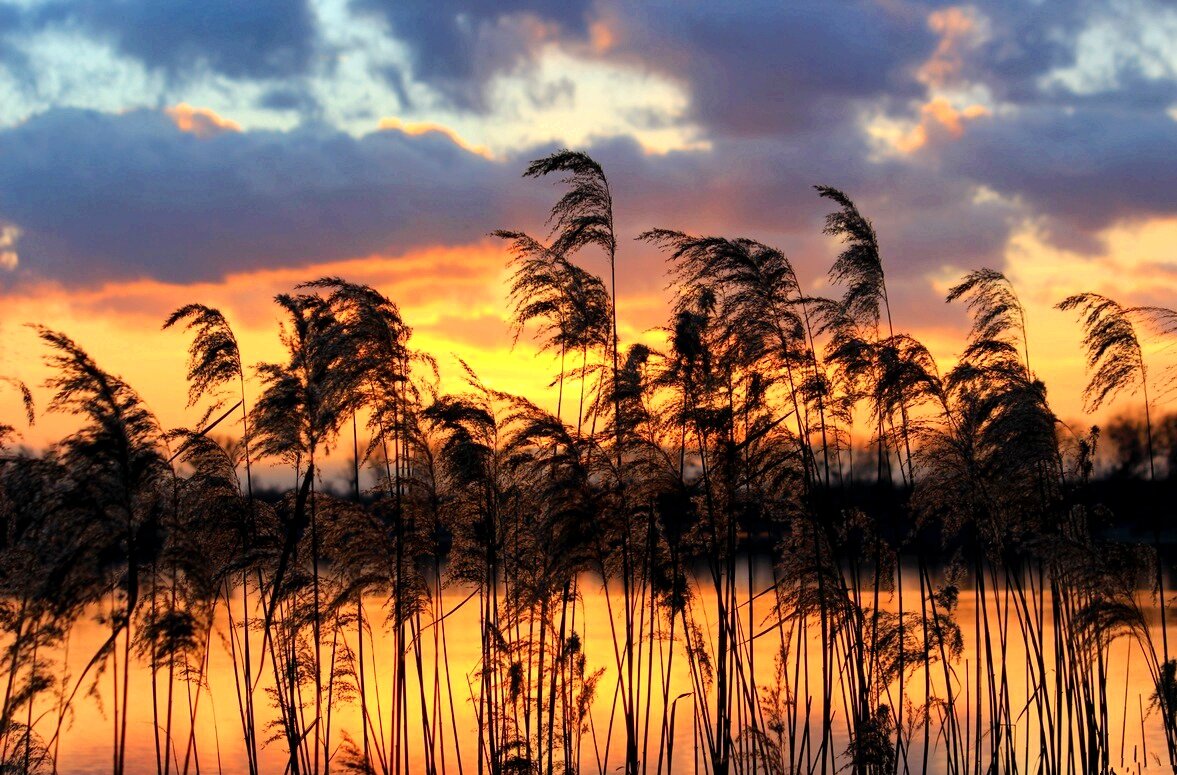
[1,151,1177,774]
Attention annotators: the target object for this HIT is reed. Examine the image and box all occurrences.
[0,153,1175,775]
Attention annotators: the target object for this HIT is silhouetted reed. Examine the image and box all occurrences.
[1,151,1175,775]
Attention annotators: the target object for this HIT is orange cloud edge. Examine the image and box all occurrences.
[7,217,1177,458]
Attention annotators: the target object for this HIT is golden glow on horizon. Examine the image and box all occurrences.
[3,217,1177,451]
[925,216,1177,422]
[0,242,560,450]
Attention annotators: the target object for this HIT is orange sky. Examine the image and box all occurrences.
[4,213,1177,467]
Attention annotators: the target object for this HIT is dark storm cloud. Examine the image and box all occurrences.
[603,0,936,136]
[352,0,593,111]
[22,0,318,80]
[0,108,537,285]
[942,106,1177,247]
[596,0,1174,134]
[0,104,1014,315]
[956,0,1091,100]
[921,0,1177,112]
[585,0,1177,264]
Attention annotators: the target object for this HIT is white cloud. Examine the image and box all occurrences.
[0,0,704,156]
[0,27,163,128]
[1040,0,1177,95]
[0,225,20,270]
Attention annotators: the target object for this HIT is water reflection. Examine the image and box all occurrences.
[37,562,1172,774]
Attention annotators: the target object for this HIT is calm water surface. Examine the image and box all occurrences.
[41,563,1173,774]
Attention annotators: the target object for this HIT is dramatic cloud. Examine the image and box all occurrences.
[353,0,594,110]
[599,0,936,137]
[0,107,538,285]
[941,105,1177,249]
[0,102,1022,320]
[25,0,318,80]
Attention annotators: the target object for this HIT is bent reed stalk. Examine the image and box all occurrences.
[0,153,1175,775]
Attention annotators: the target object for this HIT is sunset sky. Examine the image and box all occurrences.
[1,0,1176,459]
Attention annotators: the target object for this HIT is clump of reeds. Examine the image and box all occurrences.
[0,151,1175,775]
